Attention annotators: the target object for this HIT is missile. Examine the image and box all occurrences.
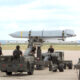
[9,29,76,41]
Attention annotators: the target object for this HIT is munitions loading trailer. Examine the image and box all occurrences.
[27,32,45,70]
[74,58,80,80]
[63,60,72,69]
[32,40,45,70]
[42,51,64,72]
[42,51,73,72]
[0,56,34,75]
[55,51,73,69]
[0,31,35,76]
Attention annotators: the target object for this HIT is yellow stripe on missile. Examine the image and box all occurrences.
[21,32,23,38]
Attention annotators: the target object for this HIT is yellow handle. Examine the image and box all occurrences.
[21,32,23,38]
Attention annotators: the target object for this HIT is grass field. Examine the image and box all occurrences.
[1,44,80,50]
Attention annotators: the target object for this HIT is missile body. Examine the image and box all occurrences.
[10,29,76,40]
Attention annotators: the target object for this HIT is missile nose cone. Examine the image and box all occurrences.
[73,34,76,37]
[9,33,16,37]
[9,31,28,38]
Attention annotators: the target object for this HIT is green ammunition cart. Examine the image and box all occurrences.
[0,55,35,75]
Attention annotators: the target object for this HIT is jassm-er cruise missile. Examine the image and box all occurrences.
[9,29,76,41]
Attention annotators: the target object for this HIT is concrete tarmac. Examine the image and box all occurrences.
[0,69,78,80]
[0,50,80,80]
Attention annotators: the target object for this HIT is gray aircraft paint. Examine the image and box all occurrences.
[10,29,76,39]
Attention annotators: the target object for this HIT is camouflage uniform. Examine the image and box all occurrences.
[0,47,2,56]
[48,47,54,53]
[13,45,22,59]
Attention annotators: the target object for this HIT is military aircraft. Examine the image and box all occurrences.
[10,29,76,41]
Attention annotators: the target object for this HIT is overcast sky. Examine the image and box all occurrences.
[0,0,80,41]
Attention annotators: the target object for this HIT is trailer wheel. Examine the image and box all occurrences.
[53,69,57,72]
[58,66,64,72]
[64,64,66,69]
[28,71,33,75]
[6,72,12,76]
[67,63,72,69]
[49,64,52,71]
